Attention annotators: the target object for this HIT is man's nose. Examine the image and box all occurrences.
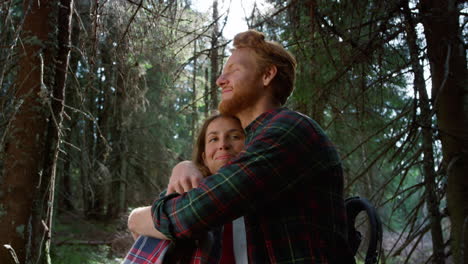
[216,74,227,87]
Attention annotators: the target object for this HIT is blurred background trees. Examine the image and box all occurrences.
[0,0,466,263]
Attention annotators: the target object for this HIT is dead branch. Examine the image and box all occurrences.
[3,245,19,264]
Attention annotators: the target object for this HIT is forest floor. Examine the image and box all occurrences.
[51,211,134,264]
[50,211,438,264]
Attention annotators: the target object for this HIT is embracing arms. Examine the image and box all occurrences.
[128,206,168,240]
[127,161,204,240]
[151,111,340,240]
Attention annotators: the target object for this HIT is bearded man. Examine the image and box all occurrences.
[128,30,355,264]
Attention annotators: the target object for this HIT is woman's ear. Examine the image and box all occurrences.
[202,152,207,164]
[262,65,277,87]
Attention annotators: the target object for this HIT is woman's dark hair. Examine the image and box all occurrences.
[191,113,243,177]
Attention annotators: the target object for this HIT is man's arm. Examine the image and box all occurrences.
[128,206,170,240]
[167,161,204,195]
[127,163,204,239]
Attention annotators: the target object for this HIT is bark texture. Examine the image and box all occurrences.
[0,0,73,262]
[209,0,219,112]
[0,1,53,262]
[420,1,468,263]
[404,2,445,263]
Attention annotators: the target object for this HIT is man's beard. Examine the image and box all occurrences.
[218,85,262,116]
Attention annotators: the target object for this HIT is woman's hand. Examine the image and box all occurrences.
[128,206,169,240]
[167,161,204,195]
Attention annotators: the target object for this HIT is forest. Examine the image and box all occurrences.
[0,0,466,263]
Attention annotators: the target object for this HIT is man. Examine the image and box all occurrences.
[130,30,355,263]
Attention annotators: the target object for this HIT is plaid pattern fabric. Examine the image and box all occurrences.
[122,228,222,264]
[122,236,171,264]
[151,107,355,263]
[122,189,223,264]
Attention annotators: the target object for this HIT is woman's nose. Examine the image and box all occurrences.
[218,139,230,150]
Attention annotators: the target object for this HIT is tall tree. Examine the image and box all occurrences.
[0,0,73,262]
[420,1,468,263]
[31,0,73,262]
[403,2,445,263]
[204,67,210,117]
[58,2,82,212]
[192,39,198,140]
[0,1,53,262]
[209,0,219,111]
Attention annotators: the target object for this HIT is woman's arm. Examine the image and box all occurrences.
[128,206,169,240]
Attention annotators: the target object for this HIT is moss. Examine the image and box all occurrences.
[16,224,25,239]
[0,204,6,218]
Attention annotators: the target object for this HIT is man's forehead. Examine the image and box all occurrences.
[225,49,255,68]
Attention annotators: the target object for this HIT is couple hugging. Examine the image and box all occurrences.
[123,30,356,264]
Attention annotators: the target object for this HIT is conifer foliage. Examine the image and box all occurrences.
[0,0,466,263]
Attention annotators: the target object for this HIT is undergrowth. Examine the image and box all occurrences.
[51,244,123,264]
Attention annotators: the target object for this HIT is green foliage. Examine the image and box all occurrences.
[1,0,458,262]
[51,245,120,264]
[51,214,126,263]
[256,0,446,262]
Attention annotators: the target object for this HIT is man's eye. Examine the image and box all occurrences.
[231,134,243,140]
[227,68,238,74]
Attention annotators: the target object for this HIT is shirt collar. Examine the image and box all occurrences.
[244,107,287,136]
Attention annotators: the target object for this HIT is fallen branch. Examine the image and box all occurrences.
[54,239,113,247]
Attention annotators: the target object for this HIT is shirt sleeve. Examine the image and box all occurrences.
[151,112,340,240]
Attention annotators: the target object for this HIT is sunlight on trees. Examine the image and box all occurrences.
[0,0,466,263]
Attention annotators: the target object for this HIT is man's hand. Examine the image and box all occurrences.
[167,161,204,195]
[127,206,169,240]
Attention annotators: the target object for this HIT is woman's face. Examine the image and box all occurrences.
[202,117,245,174]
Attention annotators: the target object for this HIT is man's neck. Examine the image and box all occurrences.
[237,98,280,129]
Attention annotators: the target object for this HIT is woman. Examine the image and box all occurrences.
[123,114,246,264]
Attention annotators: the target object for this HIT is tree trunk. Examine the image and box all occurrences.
[80,0,104,219]
[420,1,468,263]
[115,52,129,217]
[59,8,82,212]
[209,0,219,112]
[61,133,74,211]
[0,1,52,262]
[118,132,129,215]
[0,0,19,88]
[192,39,198,141]
[0,0,72,262]
[306,0,326,125]
[30,1,73,262]
[404,2,446,263]
[96,26,114,218]
[204,67,210,117]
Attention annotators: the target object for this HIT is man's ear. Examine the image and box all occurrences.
[262,65,277,87]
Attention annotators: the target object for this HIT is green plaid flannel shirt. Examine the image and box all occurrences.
[152,108,355,263]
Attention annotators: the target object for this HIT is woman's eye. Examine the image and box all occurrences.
[208,137,218,143]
